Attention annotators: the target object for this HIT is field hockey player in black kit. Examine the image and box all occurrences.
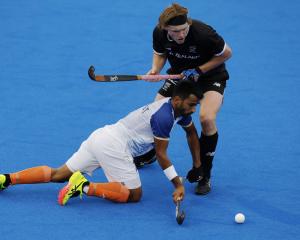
[145,3,232,195]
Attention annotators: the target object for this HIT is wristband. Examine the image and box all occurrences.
[163,165,178,181]
[195,67,203,75]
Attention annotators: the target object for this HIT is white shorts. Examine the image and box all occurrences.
[65,125,141,189]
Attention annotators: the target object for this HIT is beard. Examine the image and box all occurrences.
[179,109,193,117]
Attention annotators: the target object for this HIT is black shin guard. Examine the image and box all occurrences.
[199,132,219,179]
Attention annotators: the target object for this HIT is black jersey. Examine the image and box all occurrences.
[153,19,227,75]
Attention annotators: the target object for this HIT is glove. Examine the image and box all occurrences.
[186,166,204,183]
[182,68,203,81]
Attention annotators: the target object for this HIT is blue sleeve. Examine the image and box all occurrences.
[177,115,192,127]
[150,104,174,139]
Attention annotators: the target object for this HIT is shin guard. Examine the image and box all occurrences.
[87,182,130,203]
[199,132,218,179]
[10,166,52,185]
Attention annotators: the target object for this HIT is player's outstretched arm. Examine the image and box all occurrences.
[154,137,184,203]
[183,123,205,183]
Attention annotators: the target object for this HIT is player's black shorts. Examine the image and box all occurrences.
[158,70,229,97]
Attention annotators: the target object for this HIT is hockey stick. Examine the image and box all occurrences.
[88,66,183,82]
[175,176,186,225]
[176,200,185,225]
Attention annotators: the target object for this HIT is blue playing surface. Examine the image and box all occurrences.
[1,1,300,239]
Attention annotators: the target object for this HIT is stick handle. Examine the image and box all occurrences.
[138,74,183,81]
[93,74,183,82]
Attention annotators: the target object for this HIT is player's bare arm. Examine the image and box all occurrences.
[147,52,167,75]
[182,122,201,168]
[154,137,184,203]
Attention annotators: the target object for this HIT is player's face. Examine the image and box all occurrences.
[176,94,199,117]
[166,23,190,44]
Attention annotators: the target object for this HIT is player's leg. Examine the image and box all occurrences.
[0,164,74,191]
[196,90,224,194]
[0,166,52,189]
[58,127,141,205]
[86,180,141,203]
[1,128,106,194]
[57,162,141,205]
[200,90,223,134]
[58,171,140,205]
[0,137,100,192]
[195,71,228,195]
[50,164,73,182]
[79,160,141,204]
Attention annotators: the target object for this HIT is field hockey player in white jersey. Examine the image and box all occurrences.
[1,80,203,205]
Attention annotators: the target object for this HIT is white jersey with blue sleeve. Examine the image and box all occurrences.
[65,97,193,189]
[117,98,193,157]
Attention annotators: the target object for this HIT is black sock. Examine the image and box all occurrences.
[4,174,11,187]
[199,132,219,179]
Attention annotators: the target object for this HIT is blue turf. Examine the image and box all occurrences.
[1,1,300,239]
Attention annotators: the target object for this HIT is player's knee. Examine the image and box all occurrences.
[128,187,142,203]
[200,112,217,128]
[200,113,217,134]
[200,111,216,124]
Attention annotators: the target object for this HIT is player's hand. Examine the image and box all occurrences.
[186,166,204,183]
[173,185,185,204]
[182,68,201,81]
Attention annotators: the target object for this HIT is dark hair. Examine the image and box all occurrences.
[172,80,203,100]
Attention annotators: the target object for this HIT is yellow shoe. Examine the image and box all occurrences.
[58,171,89,206]
[0,174,8,191]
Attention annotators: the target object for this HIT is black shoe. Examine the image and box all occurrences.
[195,178,211,195]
